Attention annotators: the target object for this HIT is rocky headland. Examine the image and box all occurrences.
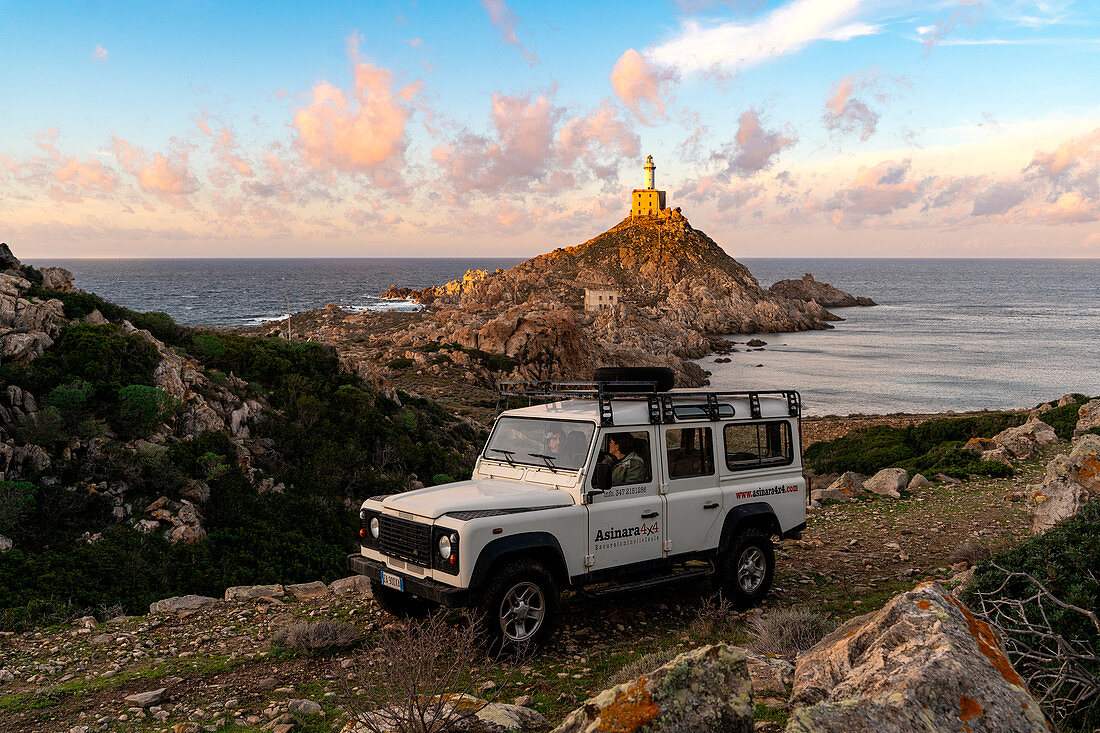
[768,273,876,308]
[253,212,871,402]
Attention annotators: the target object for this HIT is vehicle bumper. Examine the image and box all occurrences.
[346,553,470,607]
[780,522,806,540]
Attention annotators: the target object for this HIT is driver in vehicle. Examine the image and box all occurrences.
[544,427,565,459]
[606,433,647,485]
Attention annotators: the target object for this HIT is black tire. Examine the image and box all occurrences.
[369,581,436,619]
[593,366,675,393]
[477,559,559,651]
[717,529,775,608]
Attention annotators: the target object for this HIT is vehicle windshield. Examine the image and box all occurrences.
[483,418,596,471]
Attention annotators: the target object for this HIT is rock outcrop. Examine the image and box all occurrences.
[811,472,863,502]
[1074,398,1100,436]
[554,644,753,733]
[768,274,876,308]
[1027,433,1100,533]
[992,419,1058,460]
[787,583,1048,732]
[864,468,907,499]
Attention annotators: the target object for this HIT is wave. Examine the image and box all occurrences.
[232,297,423,327]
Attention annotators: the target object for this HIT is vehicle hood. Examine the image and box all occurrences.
[376,479,575,520]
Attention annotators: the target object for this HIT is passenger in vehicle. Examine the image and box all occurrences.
[607,433,648,485]
[564,431,589,467]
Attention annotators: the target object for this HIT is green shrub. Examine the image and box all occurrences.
[387,357,414,370]
[805,412,1027,476]
[1039,402,1083,441]
[964,501,1100,729]
[117,385,180,435]
[0,481,35,535]
[46,379,94,413]
[190,333,227,359]
[430,474,455,486]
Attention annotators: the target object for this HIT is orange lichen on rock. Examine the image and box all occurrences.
[959,696,984,721]
[917,599,931,610]
[944,594,1026,688]
[596,676,660,732]
[1076,454,1100,483]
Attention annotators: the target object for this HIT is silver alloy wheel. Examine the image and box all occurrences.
[499,581,546,642]
[737,546,766,593]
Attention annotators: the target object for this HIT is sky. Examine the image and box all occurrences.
[1,0,1099,258]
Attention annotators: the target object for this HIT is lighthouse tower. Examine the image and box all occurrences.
[631,154,667,218]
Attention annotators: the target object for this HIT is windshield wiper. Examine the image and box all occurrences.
[488,448,516,465]
[528,452,561,470]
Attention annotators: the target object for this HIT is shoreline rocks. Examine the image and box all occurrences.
[767,274,876,308]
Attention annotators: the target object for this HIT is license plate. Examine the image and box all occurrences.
[380,571,404,591]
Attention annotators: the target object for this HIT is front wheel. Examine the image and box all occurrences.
[718,530,775,608]
[477,559,559,651]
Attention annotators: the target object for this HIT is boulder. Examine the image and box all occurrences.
[0,534,11,552]
[286,581,332,601]
[149,595,219,614]
[744,650,794,698]
[289,699,322,715]
[125,688,167,707]
[330,574,373,597]
[554,644,753,733]
[1027,433,1100,533]
[1075,398,1100,436]
[863,468,907,499]
[225,584,285,601]
[980,448,1013,467]
[39,267,75,292]
[812,472,862,502]
[907,473,931,490]
[992,420,1058,460]
[963,437,997,453]
[1057,394,1080,407]
[787,583,1047,733]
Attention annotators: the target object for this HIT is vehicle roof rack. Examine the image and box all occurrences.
[496,380,801,426]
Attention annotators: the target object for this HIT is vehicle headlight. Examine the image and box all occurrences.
[370,517,380,539]
[438,534,452,560]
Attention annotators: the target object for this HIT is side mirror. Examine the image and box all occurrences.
[591,463,612,494]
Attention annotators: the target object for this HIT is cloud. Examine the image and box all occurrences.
[610,49,677,124]
[91,45,108,64]
[292,34,420,184]
[971,181,1028,216]
[1025,127,1100,199]
[195,111,254,188]
[820,159,928,226]
[712,108,796,177]
[558,101,640,181]
[917,0,982,51]
[823,73,879,141]
[480,0,538,64]
[111,137,199,205]
[650,0,880,76]
[431,92,559,197]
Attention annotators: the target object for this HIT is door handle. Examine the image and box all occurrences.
[703,501,720,509]
[641,511,660,519]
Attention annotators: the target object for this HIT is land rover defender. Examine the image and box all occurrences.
[348,367,807,647]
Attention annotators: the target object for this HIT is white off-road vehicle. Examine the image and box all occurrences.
[348,367,807,647]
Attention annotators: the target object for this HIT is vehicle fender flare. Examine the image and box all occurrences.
[469,532,569,591]
[717,502,782,553]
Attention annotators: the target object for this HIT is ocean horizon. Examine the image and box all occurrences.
[26,256,1100,417]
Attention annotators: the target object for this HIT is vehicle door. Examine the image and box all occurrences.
[662,424,723,555]
[585,427,665,571]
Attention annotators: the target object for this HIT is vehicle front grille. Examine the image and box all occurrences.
[378,515,432,567]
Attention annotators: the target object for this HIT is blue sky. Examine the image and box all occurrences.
[1,0,1098,257]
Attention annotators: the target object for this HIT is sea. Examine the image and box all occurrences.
[26,257,1100,417]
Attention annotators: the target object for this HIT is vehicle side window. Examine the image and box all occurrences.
[724,422,793,470]
[597,431,652,486]
[666,427,714,479]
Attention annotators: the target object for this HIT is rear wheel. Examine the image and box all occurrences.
[478,559,559,651]
[370,581,436,619]
[718,529,775,608]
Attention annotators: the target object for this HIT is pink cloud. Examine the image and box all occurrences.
[195,111,254,188]
[971,181,1028,217]
[91,45,108,64]
[480,0,538,64]
[919,0,983,53]
[557,101,640,180]
[820,159,928,227]
[293,36,420,184]
[1026,127,1100,199]
[111,137,199,205]
[611,49,677,124]
[716,108,797,176]
[824,74,879,141]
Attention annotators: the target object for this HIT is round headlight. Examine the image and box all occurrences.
[438,534,452,560]
[369,517,380,539]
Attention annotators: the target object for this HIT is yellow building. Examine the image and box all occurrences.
[631,155,667,218]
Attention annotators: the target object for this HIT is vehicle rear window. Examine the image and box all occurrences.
[666,427,714,478]
[723,422,793,471]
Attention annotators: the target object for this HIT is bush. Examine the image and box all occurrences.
[748,607,836,656]
[804,412,1027,477]
[0,481,35,535]
[117,385,179,435]
[189,333,227,359]
[1039,402,1083,441]
[948,540,992,567]
[270,620,363,652]
[387,357,415,370]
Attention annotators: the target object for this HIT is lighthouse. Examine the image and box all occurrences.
[631,154,667,218]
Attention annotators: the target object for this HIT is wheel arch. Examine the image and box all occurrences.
[718,502,782,553]
[469,532,569,592]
